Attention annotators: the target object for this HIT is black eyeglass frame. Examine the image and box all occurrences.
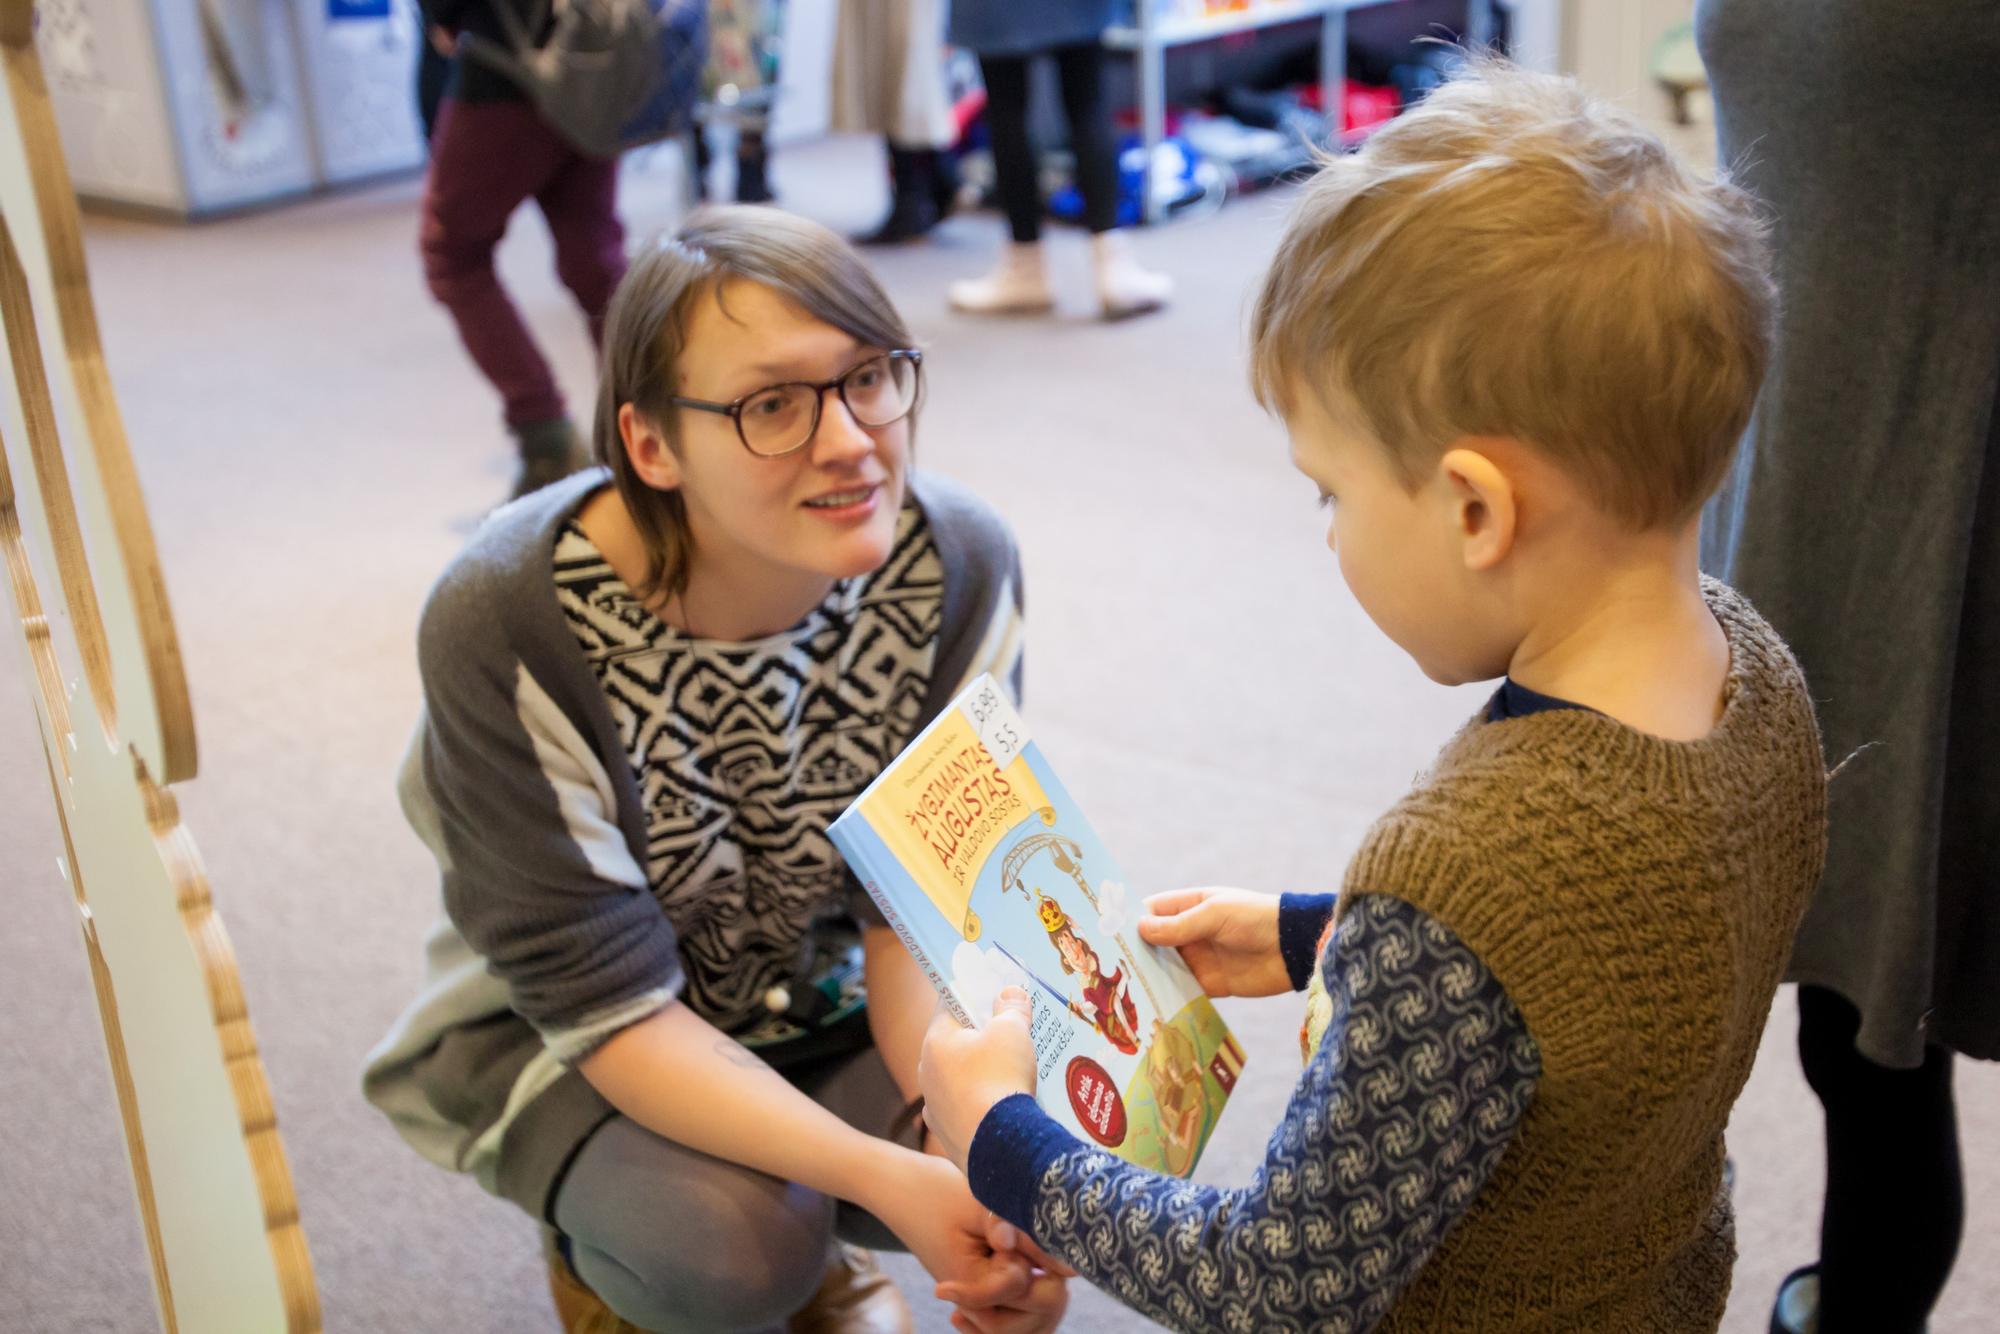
[668,349,925,458]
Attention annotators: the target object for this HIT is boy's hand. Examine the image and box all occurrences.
[942,1209,1074,1334]
[1139,887,1290,997]
[983,1214,1075,1280]
[919,989,1038,1174]
[868,1152,1035,1310]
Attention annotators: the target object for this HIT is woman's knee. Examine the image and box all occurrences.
[572,1190,835,1331]
[417,217,495,306]
[550,232,625,313]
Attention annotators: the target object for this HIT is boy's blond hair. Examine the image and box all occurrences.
[1250,58,1773,529]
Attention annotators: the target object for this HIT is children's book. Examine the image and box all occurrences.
[829,674,1245,1177]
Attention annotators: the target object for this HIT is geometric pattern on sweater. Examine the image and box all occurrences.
[1003,893,1540,1334]
[552,503,943,1033]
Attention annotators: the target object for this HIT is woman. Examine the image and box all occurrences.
[832,0,962,244]
[1696,4,2000,1332]
[365,208,1065,1333]
[947,0,1173,319]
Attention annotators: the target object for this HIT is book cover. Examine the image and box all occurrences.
[829,674,1244,1177]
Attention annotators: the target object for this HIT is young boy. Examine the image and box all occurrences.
[916,60,1828,1332]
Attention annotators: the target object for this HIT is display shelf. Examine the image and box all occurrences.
[1106,1,1363,51]
[1108,0,1494,223]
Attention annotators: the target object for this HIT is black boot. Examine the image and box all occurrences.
[1769,1265,1818,1334]
[858,147,941,245]
[691,126,714,202]
[930,148,961,220]
[734,129,773,204]
[508,418,590,502]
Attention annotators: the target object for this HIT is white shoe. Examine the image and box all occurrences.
[1091,230,1173,320]
[947,242,1054,315]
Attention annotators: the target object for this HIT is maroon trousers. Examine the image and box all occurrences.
[421,97,627,429]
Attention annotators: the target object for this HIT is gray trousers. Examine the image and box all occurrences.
[550,1045,909,1332]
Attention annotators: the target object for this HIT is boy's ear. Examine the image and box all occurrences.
[620,402,683,491]
[1438,444,1516,572]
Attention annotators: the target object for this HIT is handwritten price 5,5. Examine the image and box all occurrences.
[962,679,1028,769]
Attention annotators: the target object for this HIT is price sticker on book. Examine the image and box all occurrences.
[960,676,1027,771]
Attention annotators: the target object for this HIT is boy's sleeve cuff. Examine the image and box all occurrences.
[1278,892,1338,991]
[966,1093,1078,1235]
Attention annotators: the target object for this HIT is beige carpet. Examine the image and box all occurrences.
[1,134,1993,1333]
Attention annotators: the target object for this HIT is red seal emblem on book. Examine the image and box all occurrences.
[1064,1056,1127,1147]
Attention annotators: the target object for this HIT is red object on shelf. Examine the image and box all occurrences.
[1103,79,1397,148]
[1341,81,1400,136]
[1112,105,1187,136]
[952,88,986,141]
[1298,78,1401,137]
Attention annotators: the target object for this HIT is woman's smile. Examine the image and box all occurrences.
[801,482,881,519]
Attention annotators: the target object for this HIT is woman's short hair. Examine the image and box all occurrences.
[1249,57,1775,530]
[594,206,916,601]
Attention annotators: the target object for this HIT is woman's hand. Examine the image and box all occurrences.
[915,991,1070,1333]
[918,989,1038,1175]
[1138,886,1291,997]
[863,1151,1036,1310]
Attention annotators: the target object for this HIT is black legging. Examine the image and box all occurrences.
[1798,985,1963,1333]
[978,44,1121,241]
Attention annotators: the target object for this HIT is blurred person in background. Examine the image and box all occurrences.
[833,0,960,244]
[946,0,1173,319]
[694,0,778,205]
[419,0,623,501]
[1696,5,2000,1333]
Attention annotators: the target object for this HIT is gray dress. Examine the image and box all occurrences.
[1697,0,2000,1066]
[830,0,955,147]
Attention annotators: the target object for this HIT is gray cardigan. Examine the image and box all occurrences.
[363,468,1024,1217]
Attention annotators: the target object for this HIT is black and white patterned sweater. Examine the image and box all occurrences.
[549,501,943,1036]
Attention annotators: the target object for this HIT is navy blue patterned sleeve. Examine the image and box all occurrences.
[966,894,1540,1334]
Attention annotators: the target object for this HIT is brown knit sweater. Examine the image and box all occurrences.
[1353,579,1827,1332]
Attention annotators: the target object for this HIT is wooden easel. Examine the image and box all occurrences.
[0,4,319,1329]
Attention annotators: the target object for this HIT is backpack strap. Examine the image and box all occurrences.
[457,0,551,87]
[489,0,551,54]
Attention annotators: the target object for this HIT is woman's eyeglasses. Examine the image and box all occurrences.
[670,349,923,458]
